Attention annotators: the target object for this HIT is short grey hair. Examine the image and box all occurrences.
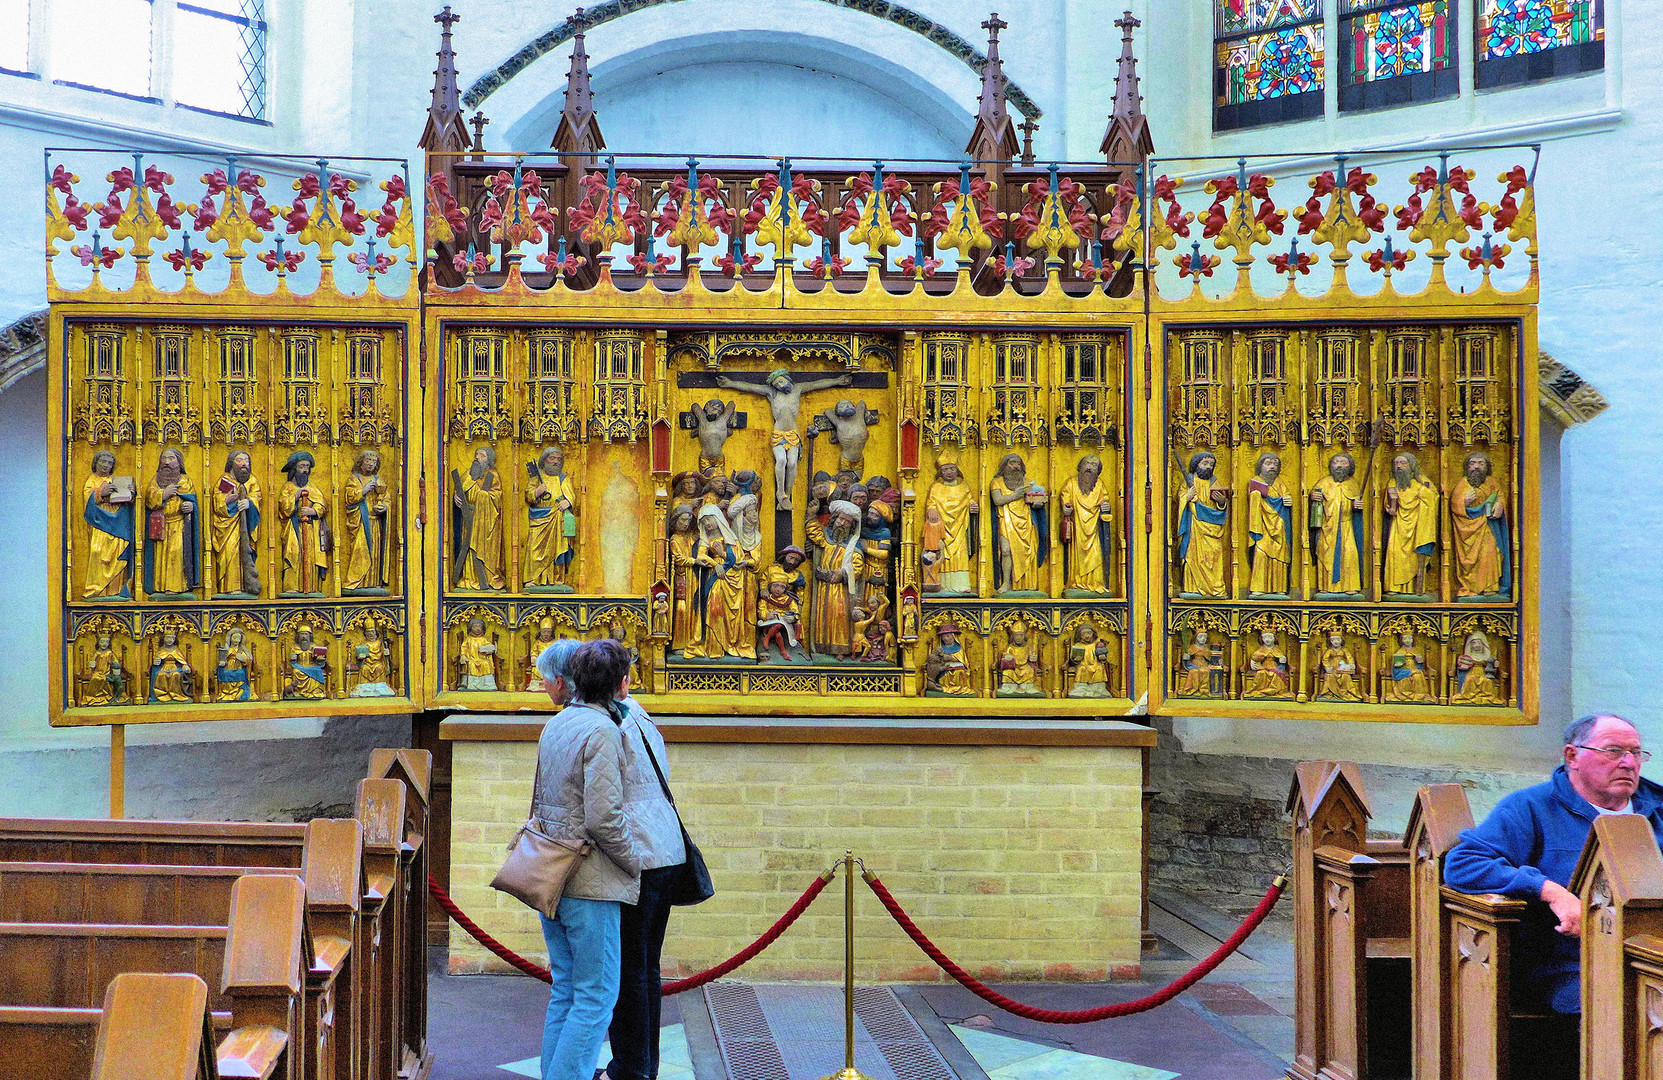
[1564,713,1637,747]
[534,638,580,690]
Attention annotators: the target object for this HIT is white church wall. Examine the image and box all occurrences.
[0,0,1654,827]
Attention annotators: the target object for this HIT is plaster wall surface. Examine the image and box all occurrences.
[0,0,1655,821]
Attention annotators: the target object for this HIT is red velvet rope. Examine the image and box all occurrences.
[863,872,1286,1024]
[427,872,833,996]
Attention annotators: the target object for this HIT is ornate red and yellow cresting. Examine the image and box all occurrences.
[44,141,1539,726]
[46,153,426,724]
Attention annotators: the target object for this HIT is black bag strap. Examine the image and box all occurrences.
[631,715,677,808]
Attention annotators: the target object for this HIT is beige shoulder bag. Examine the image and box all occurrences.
[490,753,590,917]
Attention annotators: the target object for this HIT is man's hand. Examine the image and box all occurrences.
[1542,880,1582,937]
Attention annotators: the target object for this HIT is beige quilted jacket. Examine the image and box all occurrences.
[532,702,644,904]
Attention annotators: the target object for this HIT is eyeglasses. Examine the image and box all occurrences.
[1574,745,1652,763]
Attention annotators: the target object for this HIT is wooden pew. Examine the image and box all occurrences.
[368,750,431,1079]
[1287,761,1413,1080]
[91,972,220,1080]
[0,748,433,1080]
[0,876,306,1080]
[1571,812,1663,1080]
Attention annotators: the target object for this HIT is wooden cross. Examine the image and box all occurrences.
[435,5,459,31]
[468,111,489,152]
[1115,10,1142,36]
[982,13,1008,38]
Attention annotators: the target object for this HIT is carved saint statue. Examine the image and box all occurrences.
[1060,454,1115,595]
[990,453,1048,595]
[1175,630,1222,698]
[282,627,330,701]
[214,627,259,703]
[1174,450,1228,599]
[1310,452,1369,597]
[343,450,396,595]
[524,445,578,591]
[1385,630,1435,703]
[607,623,642,690]
[82,450,133,599]
[523,617,560,693]
[1451,451,1510,600]
[147,630,194,704]
[922,451,976,594]
[685,399,740,471]
[210,450,262,598]
[809,400,880,476]
[726,494,764,655]
[144,447,200,599]
[347,623,396,697]
[696,503,757,661]
[995,620,1045,697]
[1314,630,1363,703]
[1247,452,1292,597]
[860,501,894,616]
[1242,629,1291,699]
[923,620,975,697]
[757,565,803,662]
[805,500,864,658]
[1067,623,1111,698]
[668,504,705,657]
[457,616,499,691]
[852,609,895,663]
[1451,631,1504,705]
[278,451,330,597]
[453,446,506,591]
[79,634,128,706]
[1383,451,1439,597]
[717,368,854,510]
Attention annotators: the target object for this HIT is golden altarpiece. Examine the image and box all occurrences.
[45,11,1540,729]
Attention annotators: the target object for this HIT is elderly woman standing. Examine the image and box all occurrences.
[604,683,689,1080]
[532,637,641,1080]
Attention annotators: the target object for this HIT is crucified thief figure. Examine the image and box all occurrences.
[718,367,853,510]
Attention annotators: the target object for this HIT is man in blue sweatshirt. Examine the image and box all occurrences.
[1444,712,1660,1072]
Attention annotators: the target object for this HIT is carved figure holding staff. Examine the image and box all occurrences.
[452,445,506,591]
[278,451,329,597]
[717,368,853,510]
[1383,450,1439,597]
[923,450,977,595]
[805,500,865,658]
[144,447,200,599]
[210,450,262,598]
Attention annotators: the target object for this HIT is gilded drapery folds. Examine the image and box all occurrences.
[47,149,1539,723]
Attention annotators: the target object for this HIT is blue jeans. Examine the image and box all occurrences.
[540,896,621,1080]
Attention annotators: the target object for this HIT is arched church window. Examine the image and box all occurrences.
[1475,0,1602,89]
[174,0,267,121]
[1339,1,1457,111]
[1213,0,1326,132]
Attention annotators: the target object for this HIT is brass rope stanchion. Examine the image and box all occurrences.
[819,850,873,1080]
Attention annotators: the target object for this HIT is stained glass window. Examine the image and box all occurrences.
[1214,0,1325,132]
[1476,0,1602,88]
[1340,1,1458,112]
